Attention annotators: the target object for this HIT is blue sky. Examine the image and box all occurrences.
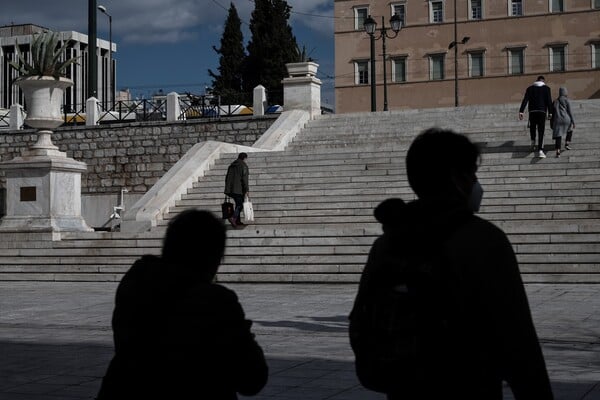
[2,0,335,106]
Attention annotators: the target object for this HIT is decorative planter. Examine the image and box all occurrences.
[285,62,319,78]
[0,75,91,232]
[15,76,72,130]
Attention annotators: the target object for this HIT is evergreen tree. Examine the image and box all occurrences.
[208,3,246,104]
[244,0,298,105]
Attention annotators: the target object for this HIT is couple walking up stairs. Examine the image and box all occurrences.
[1,101,599,282]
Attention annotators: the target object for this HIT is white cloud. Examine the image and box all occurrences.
[0,0,333,44]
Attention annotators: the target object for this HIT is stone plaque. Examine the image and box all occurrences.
[20,186,36,202]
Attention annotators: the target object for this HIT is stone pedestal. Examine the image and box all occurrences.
[283,62,321,118]
[0,139,92,232]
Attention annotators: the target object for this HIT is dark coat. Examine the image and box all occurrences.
[350,199,553,399]
[224,159,249,196]
[97,255,268,400]
[519,83,553,114]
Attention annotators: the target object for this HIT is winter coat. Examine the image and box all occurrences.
[97,255,268,400]
[224,159,249,196]
[519,82,553,114]
[350,198,553,399]
[552,87,575,139]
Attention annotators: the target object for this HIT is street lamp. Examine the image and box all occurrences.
[448,0,470,107]
[88,0,98,100]
[364,14,402,112]
[448,36,470,107]
[98,5,113,108]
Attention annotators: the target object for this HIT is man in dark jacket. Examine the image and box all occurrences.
[224,153,249,227]
[519,76,553,158]
[349,128,553,399]
[97,210,268,400]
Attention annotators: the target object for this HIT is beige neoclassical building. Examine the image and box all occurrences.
[334,0,600,112]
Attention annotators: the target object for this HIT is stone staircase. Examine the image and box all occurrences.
[1,101,599,283]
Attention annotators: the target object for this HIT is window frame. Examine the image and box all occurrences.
[468,51,485,77]
[592,43,600,69]
[508,47,525,75]
[354,6,369,31]
[355,60,370,85]
[549,45,566,72]
[391,56,408,83]
[509,0,523,16]
[430,1,444,23]
[391,2,407,27]
[550,0,564,12]
[469,0,483,20]
[429,53,445,80]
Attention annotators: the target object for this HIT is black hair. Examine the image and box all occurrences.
[537,75,545,81]
[162,209,226,280]
[406,128,480,199]
[238,152,248,160]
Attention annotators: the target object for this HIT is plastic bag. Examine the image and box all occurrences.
[243,197,254,222]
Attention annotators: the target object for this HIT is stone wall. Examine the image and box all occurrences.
[0,115,277,195]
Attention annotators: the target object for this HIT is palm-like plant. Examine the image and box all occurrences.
[9,31,79,80]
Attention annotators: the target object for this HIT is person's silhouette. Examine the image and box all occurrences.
[97,209,268,399]
[350,128,553,399]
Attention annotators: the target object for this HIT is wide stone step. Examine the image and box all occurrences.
[3,100,600,283]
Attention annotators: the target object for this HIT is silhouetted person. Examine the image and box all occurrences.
[519,75,553,158]
[350,128,553,399]
[97,209,268,400]
[225,152,249,228]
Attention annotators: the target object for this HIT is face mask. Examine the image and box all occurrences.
[468,181,484,213]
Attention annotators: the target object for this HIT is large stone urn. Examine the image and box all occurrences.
[0,76,92,232]
[16,76,73,155]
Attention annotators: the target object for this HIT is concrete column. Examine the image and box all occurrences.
[166,92,181,122]
[86,97,99,126]
[253,85,267,116]
[9,104,24,130]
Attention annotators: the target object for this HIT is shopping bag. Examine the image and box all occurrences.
[243,197,254,222]
[221,197,234,220]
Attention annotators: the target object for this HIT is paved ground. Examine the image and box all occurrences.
[0,282,598,399]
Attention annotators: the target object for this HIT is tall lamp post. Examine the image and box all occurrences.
[98,5,113,108]
[363,14,402,112]
[448,36,470,107]
[88,0,97,100]
[448,0,469,107]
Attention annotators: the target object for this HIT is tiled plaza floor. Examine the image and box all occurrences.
[0,282,598,399]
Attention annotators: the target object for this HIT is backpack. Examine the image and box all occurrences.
[350,232,461,394]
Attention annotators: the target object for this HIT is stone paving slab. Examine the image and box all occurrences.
[0,282,598,399]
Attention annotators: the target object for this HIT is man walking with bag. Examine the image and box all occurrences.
[519,76,553,158]
[225,153,249,228]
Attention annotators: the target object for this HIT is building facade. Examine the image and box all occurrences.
[335,0,600,112]
[0,24,115,112]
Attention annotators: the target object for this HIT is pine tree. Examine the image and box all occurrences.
[208,3,246,104]
[244,0,298,105]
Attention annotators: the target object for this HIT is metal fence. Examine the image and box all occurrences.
[178,94,253,120]
[3,91,281,129]
[0,109,9,129]
[62,99,168,126]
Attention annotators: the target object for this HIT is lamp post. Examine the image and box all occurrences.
[363,14,402,112]
[98,5,113,108]
[448,0,470,107]
[448,36,470,107]
[88,0,97,100]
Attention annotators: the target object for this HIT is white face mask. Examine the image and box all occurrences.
[468,181,484,213]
